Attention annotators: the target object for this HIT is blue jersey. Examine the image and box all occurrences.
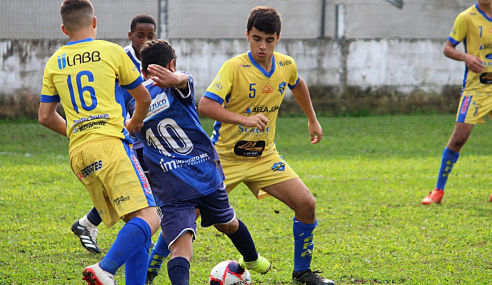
[129,72,224,203]
[122,44,145,149]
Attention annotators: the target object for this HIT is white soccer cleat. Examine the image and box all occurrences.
[82,263,117,285]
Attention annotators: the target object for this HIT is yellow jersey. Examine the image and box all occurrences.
[449,4,492,94]
[41,38,143,152]
[204,51,299,160]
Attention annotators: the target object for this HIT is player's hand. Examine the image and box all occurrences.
[308,119,323,144]
[241,114,269,131]
[126,118,144,136]
[148,64,179,88]
[464,54,485,74]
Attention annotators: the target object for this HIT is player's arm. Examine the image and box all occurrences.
[198,97,269,131]
[443,40,484,74]
[38,102,67,136]
[148,64,188,91]
[126,84,151,134]
[290,77,322,144]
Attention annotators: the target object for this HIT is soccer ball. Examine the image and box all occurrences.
[209,260,252,285]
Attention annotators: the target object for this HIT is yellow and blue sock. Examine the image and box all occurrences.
[436,147,460,191]
[147,231,170,275]
[293,217,317,273]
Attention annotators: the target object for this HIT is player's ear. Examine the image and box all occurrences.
[245,29,249,39]
[92,16,97,29]
[60,24,69,36]
[128,31,132,40]
[277,33,281,42]
[168,59,176,72]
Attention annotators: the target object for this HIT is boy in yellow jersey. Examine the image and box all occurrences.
[422,0,492,205]
[151,6,332,285]
[38,1,160,284]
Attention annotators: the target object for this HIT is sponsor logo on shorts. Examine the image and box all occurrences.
[159,153,211,173]
[460,96,472,115]
[76,160,103,180]
[131,155,152,194]
[271,161,285,172]
[114,196,130,205]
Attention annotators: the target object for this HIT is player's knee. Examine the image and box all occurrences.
[214,218,239,235]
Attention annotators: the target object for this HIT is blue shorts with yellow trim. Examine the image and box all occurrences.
[456,93,492,124]
[220,151,298,199]
[70,137,155,228]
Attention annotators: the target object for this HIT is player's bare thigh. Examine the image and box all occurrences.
[124,206,161,235]
[263,177,316,224]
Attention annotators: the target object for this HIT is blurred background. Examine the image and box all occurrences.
[0,0,474,119]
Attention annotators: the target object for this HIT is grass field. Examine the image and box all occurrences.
[1,114,492,284]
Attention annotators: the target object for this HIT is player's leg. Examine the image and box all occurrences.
[263,178,334,285]
[422,93,489,205]
[72,207,101,254]
[198,186,270,274]
[166,232,193,285]
[72,138,160,284]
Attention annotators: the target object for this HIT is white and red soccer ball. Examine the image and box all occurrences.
[209,260,251,285]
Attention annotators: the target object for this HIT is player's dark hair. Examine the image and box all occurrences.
[130,14,156,33]
[60,0,94,33]
[246,6,281,35]
[141,39,177,75]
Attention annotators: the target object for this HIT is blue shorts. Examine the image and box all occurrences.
[158,184,235,247]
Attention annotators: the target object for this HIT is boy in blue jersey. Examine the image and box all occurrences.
[38,1,160,284]
[71,14,171,260]
[422,0,492,205]
[131,39,270,285]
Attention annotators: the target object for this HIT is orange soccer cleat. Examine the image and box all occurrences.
[421,188,444,205]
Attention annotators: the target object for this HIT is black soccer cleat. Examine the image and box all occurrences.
[292,269,335,285]
[71,220,101,254]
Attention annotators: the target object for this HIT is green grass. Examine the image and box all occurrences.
[1,114,492,284]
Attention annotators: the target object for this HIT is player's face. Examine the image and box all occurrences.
[246,27,280,65]
[478,0,492,6]
[128,23,156,56]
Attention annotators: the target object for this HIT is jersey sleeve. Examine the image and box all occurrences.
[203,60,234,105]
[449,13,466,45]
[287,57,300,90]
[40,60,60,103]
[116,46,144,90]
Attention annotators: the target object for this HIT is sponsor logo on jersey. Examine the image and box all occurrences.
[460,96,472,115]
[114,196,130,205]
[131,154,152,194]
[57,51,101,70]
[237,125,271,135]
[244,105,279,113]
[211,75,222,91]
[279,82,286,95]
[76,120,108,132]
[271,161,285,172]
[72,113,110,127]
[484,43,492,50]
[146,92,170,120]
[234,141,265,157]
[159,153,211,172]
[278,59,292,66]
[76,160,103,180]
[239,64,251,67]
[262,83,274,93]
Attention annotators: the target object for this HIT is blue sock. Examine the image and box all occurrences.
[293,217,317,273]
[167,257,190,285]
[148,231,170,275]
[99,217,151,276]
[226,219,258,262]
[87,207,102,226]
[436,147,460,191]
[125,242,151,285]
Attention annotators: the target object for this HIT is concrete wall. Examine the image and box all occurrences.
[0,0,475,118]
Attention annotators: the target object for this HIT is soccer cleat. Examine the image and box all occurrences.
[82,263,117,285]
[489,194,492,202]
[421,188,444,205]
[292,269,335,285]
[238,255,271,274]
[145,271,158,285]
[72,220,101,254]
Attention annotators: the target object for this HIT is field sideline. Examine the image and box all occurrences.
[1,114,492,284]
